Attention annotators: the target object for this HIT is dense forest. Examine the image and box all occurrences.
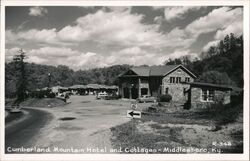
[5,63,131,97]
[5,33,243,98]
[165,33,243,87]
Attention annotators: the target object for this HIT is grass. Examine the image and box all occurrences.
[111,102,243,154]
[5,97,68,108]
[142,112,215,126]
[196,102,243,126]
[110,121,172,153]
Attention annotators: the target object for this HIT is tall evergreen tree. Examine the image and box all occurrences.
[13,49,27,104]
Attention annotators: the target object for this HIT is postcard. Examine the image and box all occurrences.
[1,0,249,160]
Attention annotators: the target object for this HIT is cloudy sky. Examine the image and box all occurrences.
[5,6,243,70]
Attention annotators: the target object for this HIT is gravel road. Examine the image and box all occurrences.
[6,95,132,153]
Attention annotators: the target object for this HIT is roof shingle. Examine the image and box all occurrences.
[126,65,188,77]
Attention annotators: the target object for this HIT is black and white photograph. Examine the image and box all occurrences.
[1,0,249,161]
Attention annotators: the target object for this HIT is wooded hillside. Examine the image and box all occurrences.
[5,33,243,98]
[5,63,131,97]
[165,33,243,87]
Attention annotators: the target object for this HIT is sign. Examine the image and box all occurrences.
[130,102,138,110]
[127,110,141,118]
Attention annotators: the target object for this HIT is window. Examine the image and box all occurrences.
[165,88,169,94]
[170,77,181,83]
[183,88,187,96]
[176,77,181,83]
[201,89,215,102]
[177,69,182,73]
[170,77,175,83]
[185,77,190,82]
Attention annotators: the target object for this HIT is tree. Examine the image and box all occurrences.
[13,49,28,104]
[197,71,235,86]
[165,58,182,65]
[181,56,192,66]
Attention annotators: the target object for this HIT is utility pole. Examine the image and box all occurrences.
[48,73,51,89]
[13,49,27,105]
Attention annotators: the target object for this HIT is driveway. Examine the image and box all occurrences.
[29,95,132,153]
[5,108,52,153]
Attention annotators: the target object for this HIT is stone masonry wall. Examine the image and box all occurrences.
[191,87,231,109]
[162,67,194,102]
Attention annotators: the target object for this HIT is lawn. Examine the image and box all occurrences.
[5,97,68,108]
[110,104,243,154]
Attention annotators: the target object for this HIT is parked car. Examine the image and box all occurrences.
[10,105,22,113]
[137,95,157,103]
[105,93,120,100]
[96,92,108,99]
[147,105,159,112]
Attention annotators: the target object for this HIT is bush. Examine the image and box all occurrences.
[46,92,56,98]
[200,101,243,126]
[158,94,172,102]
[30,90,56,98]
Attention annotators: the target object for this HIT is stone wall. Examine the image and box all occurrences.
[190,87,231,109]
[162,67,194,102]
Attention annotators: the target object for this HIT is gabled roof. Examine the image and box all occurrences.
[150,65,179,76]
[131,67,150,76]
[87,84,100,89]
[119,64,196,78]
[188,82,233,90]
[69,85,87,89]
[163,65,197,78]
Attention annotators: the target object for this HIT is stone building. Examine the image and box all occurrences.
[186,82,232,109]
[118,64,196,101]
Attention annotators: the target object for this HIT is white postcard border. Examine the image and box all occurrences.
[0,0,249,161]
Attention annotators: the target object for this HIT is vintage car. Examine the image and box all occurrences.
[105,93,120,100]
[10,105,22,113]
[96,92,108,99]
[137,95,157,103]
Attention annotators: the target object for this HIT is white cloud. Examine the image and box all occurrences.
[152,6,165,10]
[165,27,195,48]
[29,47,81,58]
[6,47,112,70]
[202,40,220,52]
[109,47,160,65]
[29,6,48,17]
[5,30,16,44]
[153,6,202,21]
[164,6,201,21]
[214,18,243,39]
[5,45,199,70]
[58,10,165,47]
[7,9,166,48]
[18,29,58,43]
[192,7,243,53]
[167,49,199,60]
[105,6,131,12]
[110,47,198,67]
[6,29,72,46]
[149,7,242,50]
[116,46,144,56]
[186,7,243,37]
[5,47,21,62]
[162,7,243,53]
[10,7,242,51]
[154,16,164,24]
[5,7,243,70]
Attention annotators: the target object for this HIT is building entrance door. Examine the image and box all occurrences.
[131,87,138,99]
[141,88,148,96]
[123,87,129,98]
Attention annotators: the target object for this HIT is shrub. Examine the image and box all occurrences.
[200,101,243,126]
[30,90,56,98]
[158,94,172,102]
[46,92,56,98]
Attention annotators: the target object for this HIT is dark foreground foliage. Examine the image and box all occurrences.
[158,94,172,102]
